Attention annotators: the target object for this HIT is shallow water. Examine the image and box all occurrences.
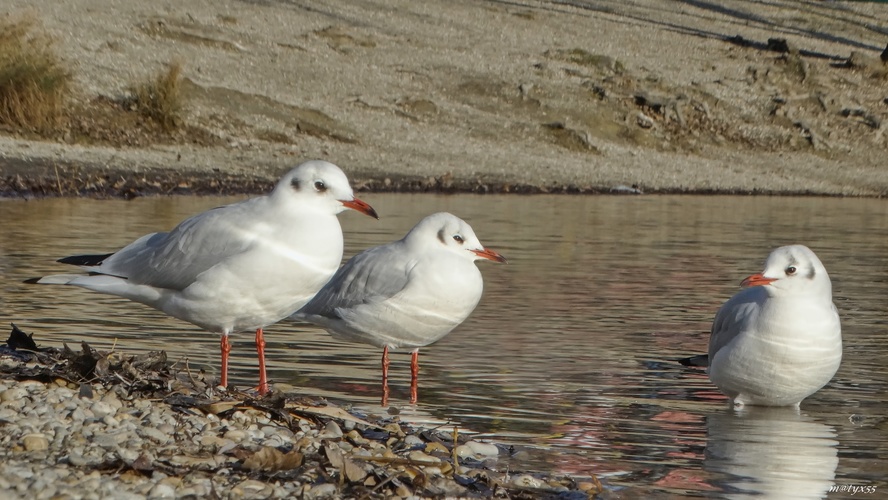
[2,194,886,497]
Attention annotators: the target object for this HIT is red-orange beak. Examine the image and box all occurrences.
[342,197,379,219]
[470,247,507,263]
[741,273,776,287]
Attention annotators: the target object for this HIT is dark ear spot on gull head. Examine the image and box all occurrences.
[437,229,446,244]
[290,178,300,190]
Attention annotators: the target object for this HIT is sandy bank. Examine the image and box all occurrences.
[2,0,887,197]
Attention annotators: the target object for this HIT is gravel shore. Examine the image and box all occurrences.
[0,330,599,499]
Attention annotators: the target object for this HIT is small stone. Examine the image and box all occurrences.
[466,441,499,457]
[93,432,126,448]
[140,427,170,444]
[218,440,237,454]
[424,441,449,455]
[403,435,424,448]
[67,451,89,467]
[115,447,139,464]
[0,387,27,403]
[223,429,247,442]
[407,450,440,464]
[511,474,544,488]
[200,435,226,448]
[234,479,273,497]
[346,430,368,445]
[304,483,338,499]
[18,380,47,393]
[22,433,49,451]
[454,440,499,459]
[148,482,176,498]
[318,421,342,440]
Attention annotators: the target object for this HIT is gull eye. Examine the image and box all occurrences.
[452,234,464,244]
[785,266,797,275]
[314,180,327,192]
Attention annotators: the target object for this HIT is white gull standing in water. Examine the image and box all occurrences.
[708,244,842,407]
[294,212,506,405]
[27,160,378,395]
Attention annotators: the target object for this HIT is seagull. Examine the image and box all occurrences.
[708,245,842,407]
[293,212,506,404]
[26,160,378,395]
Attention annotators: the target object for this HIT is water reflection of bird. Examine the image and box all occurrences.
[707,245,842,407]
[26,160,378,395]
[705,406,838,499]
[293,212,506,405]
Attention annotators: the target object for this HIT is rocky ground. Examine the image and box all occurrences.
[2,0,888,197]
[0,325,601,499]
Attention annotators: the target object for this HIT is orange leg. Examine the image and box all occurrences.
[255,328,269,395]
[220,334,231,389]
[381,346,391,407]
[410,350,420,404]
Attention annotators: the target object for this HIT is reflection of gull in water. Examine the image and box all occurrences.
[705,407,838,499]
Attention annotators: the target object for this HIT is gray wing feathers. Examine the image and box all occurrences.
[709,287,765,360]
[95,204,257,290]
[299,244,412,319]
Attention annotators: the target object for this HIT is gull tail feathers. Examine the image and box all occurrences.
[24,274,85,285]
[25,274,163,306]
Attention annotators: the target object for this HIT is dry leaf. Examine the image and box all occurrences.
[342,458,368,482]
[242,446,304,472]
[325,446,367,483]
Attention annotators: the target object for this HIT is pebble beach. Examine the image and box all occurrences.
[0,334,598,499]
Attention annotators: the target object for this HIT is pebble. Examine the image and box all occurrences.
[147,482,176,498]
[139,426,170,444]
[510,474,545,488]
[22,433,49,452]
[455,440,499,458]
[223,429,247,442]
[90,401,116,418]
[304,483,337,499]
[408,450,440,464]
[318,421,343,439]
[0,387,27,403]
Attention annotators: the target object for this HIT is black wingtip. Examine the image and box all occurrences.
[23,277,41,284]
[57,253,114,267]
[678,354,709,367]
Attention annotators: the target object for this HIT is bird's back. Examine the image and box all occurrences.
[296,241,484,349]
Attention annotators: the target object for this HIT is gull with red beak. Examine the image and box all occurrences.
[293,212,506,405]
[708,244,842,407]
[27,160,378,395]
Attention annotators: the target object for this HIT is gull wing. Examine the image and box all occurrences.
[298,242,413,319]
[708,286,767,360]
[65,199,264,291]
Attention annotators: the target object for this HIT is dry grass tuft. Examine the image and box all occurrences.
[0,15,71,131]
[129,61,184,131]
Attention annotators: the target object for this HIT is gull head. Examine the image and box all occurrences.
[740,244,831,297]
[274,160,378,219]
[406,212,506,264]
